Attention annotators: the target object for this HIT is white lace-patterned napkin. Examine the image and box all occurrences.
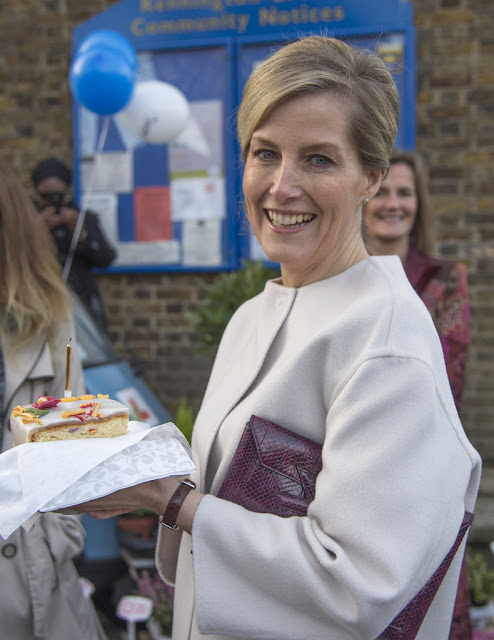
[0,421,195,540]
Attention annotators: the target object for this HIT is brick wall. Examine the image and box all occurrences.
[99,271,216,415]
[412,0,494,539]
[1,0,493,531]
[412,3,494,439]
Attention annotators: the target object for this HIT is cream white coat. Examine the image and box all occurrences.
[156,256,481,640]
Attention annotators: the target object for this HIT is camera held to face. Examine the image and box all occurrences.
[48,192,65,215]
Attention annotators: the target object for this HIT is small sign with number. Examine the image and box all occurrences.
[117,595,153,623]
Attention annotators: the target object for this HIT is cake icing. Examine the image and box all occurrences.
[11,394,129,444]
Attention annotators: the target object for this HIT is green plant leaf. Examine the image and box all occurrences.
[467,548,494,605]
[174,398,195,443]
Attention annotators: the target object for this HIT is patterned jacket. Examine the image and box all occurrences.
[405,245,469,411]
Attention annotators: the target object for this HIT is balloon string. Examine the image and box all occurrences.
[62,115,111,282]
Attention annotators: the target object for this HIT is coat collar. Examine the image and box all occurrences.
[192,282,296,489]
[2,336,52,423]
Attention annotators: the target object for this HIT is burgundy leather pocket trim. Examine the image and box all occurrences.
[381,511,474,639]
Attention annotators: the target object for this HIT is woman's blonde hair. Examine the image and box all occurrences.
[237,35,399,171]
[389,149,435,254]
[0,159,71,343]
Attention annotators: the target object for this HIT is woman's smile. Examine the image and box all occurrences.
[265,209,316,230]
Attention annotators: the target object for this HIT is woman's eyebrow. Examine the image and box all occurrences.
[250,135,344,156]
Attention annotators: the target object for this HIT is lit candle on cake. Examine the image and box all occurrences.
[65,339,72,398]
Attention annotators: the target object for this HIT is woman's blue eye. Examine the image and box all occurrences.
[311,155,331,165]
[255,149,276,160]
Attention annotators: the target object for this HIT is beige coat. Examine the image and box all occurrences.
[156,256,481,640]
[0,320,105,639]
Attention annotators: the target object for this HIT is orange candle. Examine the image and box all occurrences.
[65,339,72,396]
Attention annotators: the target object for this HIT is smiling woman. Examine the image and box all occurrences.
[75,36,481,640]
[363,150,431,261]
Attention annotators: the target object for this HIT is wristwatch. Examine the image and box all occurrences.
[159,478,196,530]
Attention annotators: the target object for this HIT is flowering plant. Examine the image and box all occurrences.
[136,570,174,637]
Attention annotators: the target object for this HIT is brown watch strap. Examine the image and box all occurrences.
[160,479,196,530]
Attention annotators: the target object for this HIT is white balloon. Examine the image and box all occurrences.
[117,80,190,144]
[173,116,211,157]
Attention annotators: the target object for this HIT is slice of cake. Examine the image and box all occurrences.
[11,394,129,445]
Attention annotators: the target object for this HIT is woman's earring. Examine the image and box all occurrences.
[363,198,370,206]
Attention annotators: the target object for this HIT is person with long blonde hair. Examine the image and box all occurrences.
[0,159,104,639]
[0,160,71,344]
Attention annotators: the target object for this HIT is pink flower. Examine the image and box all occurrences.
[33,396,61,409]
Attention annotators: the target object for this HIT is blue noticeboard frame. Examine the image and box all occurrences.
[72,0,415,273]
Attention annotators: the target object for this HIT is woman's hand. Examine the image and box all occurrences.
[38,205,79,232]
[58,206,80,233]
[74,475,203,533]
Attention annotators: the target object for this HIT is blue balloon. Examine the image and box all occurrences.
[76,29,137,73]
[69,48,136,115]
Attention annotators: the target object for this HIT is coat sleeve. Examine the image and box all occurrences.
[73,211,116,268]
[39,513,86,565]
[190,355,478,640]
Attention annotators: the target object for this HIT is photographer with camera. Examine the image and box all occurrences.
[32,157,116,334]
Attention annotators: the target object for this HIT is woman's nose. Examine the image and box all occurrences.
[269,162,303,202]
[383,191,400,208]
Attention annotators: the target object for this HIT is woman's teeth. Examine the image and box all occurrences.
[267,210,315,227]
